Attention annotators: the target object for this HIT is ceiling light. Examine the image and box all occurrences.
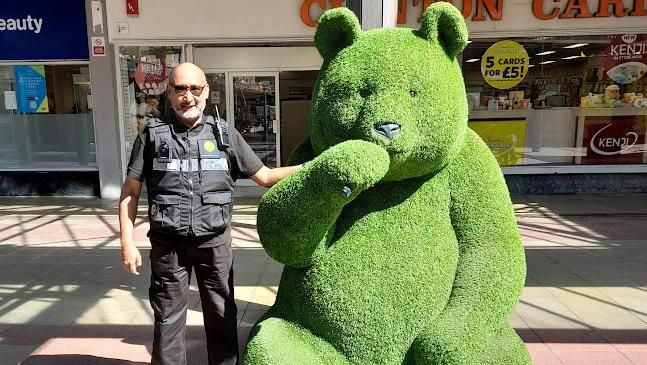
[564,43,588,49]
[561,55,582,60]
[539,60,556,64]
[467,40,473,44]
[536,51,556,56]
[465,58,480,63]
[528,64,535,68]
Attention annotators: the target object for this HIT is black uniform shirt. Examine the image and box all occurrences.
[126,114,264,247]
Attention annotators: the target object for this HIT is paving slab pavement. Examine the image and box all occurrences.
[0,194,646,365]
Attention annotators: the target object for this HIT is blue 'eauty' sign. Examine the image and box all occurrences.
[0,0,88,60]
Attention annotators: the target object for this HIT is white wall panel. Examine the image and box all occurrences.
[195,47,322,71]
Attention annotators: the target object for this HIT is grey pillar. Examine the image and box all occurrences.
[85,0,123,199]
[346,0,398,30]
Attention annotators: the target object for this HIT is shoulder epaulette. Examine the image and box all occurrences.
[145,118,172,143]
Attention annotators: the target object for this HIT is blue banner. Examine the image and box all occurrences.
[15,65,49,113]
[0,0,88,60]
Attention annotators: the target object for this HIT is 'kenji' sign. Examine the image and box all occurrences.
[0,0,88,61]
[582,116,647,164]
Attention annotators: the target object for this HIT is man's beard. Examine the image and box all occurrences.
[174,102,205,120]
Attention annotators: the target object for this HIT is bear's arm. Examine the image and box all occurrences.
[412,129,526,363]
[257,139,389,267]
[446,129,526,325]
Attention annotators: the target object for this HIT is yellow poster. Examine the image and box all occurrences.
[481,40,529,90]
[469,120,526,166]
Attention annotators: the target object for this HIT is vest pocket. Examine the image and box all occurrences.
[202,192,232,233]
[150,195,181,230]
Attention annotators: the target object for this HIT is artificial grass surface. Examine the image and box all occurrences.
[244,3,530,364]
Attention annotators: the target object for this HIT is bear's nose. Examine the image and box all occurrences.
[374,123,401,140]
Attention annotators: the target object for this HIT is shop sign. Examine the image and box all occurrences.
[468,119,527,165]
[301,0,646,26]
[532,0,647,19]
[0,0,88,60]
[301,0,504,26]
[14,65,49,114]
[300,0,344,27]
[135,59,169,95]
[481,40,529,90]
[397,0,503,23]
[603,34,647,84]
[581,116,646,164]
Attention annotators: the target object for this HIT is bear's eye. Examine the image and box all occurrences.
[359,89,370,98]
[409,90,418,98]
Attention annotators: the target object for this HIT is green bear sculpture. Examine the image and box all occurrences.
[243,3,530,364]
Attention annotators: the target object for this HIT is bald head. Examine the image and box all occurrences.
[168,62,206,86]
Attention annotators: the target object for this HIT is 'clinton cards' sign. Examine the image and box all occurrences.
[0,0,88,60]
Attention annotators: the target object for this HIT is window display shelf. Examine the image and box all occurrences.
[468,109,529,119]
[573,107,647,117]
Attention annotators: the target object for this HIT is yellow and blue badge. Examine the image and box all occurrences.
[199,139,220,158]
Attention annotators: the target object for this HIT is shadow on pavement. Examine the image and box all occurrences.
[21,355,148,365]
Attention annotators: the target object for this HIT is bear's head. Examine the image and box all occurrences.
[310,3,469,181]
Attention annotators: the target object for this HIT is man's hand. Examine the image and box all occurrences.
[250,165,302,188]
[121,243,142,275]
[118,177,143,275]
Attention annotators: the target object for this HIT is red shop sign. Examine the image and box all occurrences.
[603,34,647,84]
[581,116,646,164]
[134,59,169,96]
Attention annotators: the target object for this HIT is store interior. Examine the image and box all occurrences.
[462,36,647,110]
[0,65,96,169]
[461,35,647,167]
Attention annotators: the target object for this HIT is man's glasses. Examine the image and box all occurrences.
[170,83,207,96]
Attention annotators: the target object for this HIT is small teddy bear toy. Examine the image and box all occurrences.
[634,93,647,108]
[604,85,622,107]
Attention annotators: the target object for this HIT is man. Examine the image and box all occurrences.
[119,62,300,365]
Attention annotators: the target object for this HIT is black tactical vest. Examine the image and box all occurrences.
[144,116,235,237]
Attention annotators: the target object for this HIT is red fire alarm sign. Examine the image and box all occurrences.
[126,0,139,16]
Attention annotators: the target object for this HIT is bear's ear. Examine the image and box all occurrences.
[315,8,362,61]
[417,2,468,59]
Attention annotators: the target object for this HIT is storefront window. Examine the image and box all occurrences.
[0,64,96,169]
[205,73,227,120]
[118,46,182,157]
[231,75,278,167]
[462,34,647,167]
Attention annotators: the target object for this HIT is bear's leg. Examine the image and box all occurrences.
[410,323,530,365]
[243,317,350,365]
[477,323,531,365]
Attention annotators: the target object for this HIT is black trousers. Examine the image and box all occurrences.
[149,241,238,365]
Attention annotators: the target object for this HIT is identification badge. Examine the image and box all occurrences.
[199,139,220,159]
